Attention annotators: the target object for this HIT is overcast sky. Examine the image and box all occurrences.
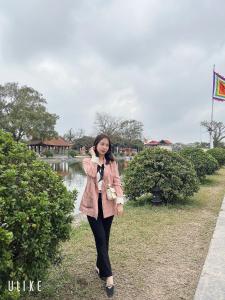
[0,0,225,143]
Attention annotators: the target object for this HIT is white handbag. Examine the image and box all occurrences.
[106,163,117,201]
[106,184,117,201]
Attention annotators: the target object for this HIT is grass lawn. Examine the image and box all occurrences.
[22,167,225,300]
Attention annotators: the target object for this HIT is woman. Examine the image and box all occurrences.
[79,134,124,298]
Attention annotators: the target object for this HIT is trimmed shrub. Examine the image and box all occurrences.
[207,147,225,167]
[123,147,199,203]
[68,149,77,158]
[42,149,54,157]
[205,153,220,175]
[180,147,219,180]
[0,130,77,298]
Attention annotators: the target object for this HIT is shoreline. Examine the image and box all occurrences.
[38,155,126,164]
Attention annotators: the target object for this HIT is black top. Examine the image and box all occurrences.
[97,164,104,183]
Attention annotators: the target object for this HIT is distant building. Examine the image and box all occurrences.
[144,139,173,151]
[27,137,73,154]
[144,140,159,147]
[119,147,138,156]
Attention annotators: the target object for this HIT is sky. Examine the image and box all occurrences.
[0,0,225,143]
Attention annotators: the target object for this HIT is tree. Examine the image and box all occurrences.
[94,112,144,147]
[201,120,225,147]
[94,112,122,141]
[123,147,199,203]
[0,82,59,142]
[64,128,85,143]
[73,135,95,151]
[207,148,225,167]
[74,128,85,139]
[64,128,76,143]
[180,147,219,181]
[119,119,143,141]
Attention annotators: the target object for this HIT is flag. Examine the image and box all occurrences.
[213,71,225,101]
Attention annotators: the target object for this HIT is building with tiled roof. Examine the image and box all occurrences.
[144,139,173,151]
[144,140,159,146]
[27,137,73,154]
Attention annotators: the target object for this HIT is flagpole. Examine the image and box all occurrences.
[210,64,215,149]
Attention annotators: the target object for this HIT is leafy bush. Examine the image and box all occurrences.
[0,130,77,298]
[42,149,54,157]
[207,147,225,167]
[123,147,199,203]
[0,226,20,299]
[68,149,77,158]
[180,147,219,180]
[205,153,220,175]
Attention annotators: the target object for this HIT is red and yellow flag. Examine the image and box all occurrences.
[213,71,225,101]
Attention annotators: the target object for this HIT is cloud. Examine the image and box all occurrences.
[0,0,225,143]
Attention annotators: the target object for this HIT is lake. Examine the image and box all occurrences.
[48,158,127,215]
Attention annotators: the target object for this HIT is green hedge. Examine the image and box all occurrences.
[123,147,199,203]
[207,147,225,167]
[0,130,77,298]
[180,147,219,180]
[68,149,78,158]
[42,149,54,157]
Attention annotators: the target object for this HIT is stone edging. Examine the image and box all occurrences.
[194,194,225,300]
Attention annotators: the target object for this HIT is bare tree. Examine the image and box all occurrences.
[64,128,76,142]
[64,128,85,143]
[94,112,122,139]
[74,128,85,139]
[201,120,225,147]
[119,119,143,141]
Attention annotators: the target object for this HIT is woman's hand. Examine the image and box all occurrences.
[89,146,95,156]
[116,204,124,216]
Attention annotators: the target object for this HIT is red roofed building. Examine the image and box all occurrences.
[144,140,159,146]
[144,139,173,151]
[27,137,73,154]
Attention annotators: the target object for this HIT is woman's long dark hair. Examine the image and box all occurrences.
[93,134,115,164]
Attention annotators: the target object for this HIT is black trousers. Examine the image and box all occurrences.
[87,193,114,277]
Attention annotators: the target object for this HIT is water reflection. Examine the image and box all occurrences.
[48,159,126,215]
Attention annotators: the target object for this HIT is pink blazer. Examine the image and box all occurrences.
[79,157,124,220]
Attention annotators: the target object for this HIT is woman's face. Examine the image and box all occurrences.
[96,138,109,156]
